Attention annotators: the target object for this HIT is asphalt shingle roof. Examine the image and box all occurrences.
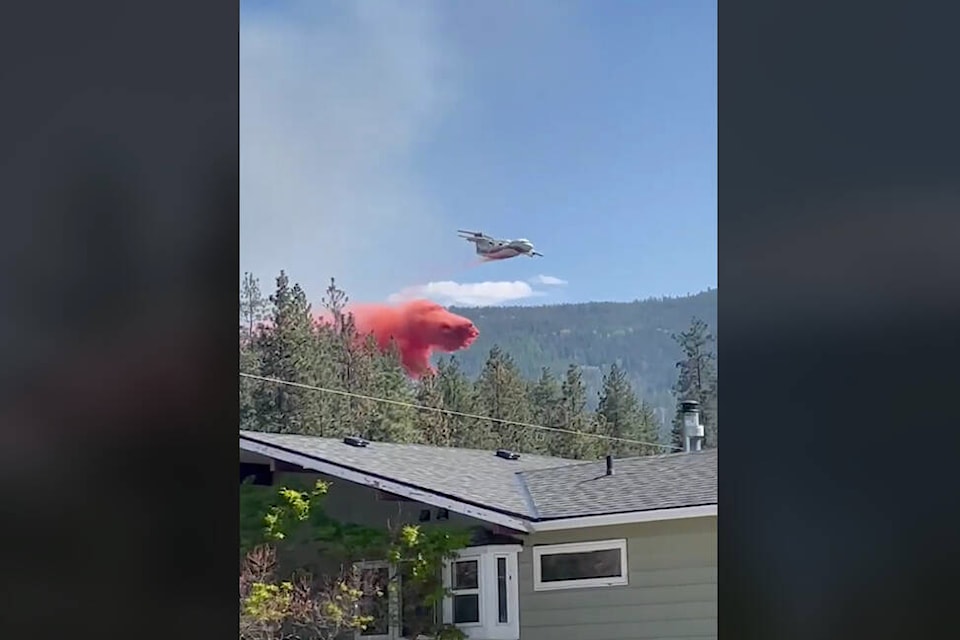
[239,430,718,521]
[518,448,717,519]
[240,430,570,517]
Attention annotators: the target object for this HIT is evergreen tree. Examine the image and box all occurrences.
[414,371,452,447]
[319,277,374,437]
[436,357,485,448]
[474,346,536,452]
[239,272,268,338]
[670,317,718,449]
[320,277,350,332]
[239,344,261,431]
[596,363,660,457]
[239,272,268,429]
[237,271,715,460]
[551,364,599,459]
[528,367,561,432]
[252,271,323,434]
[364,339,420,443]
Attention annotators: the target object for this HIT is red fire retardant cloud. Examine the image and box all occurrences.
[316,299,479,378]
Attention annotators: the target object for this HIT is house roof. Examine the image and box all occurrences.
[519,448,717,519]
[239,430,569,518]
[239,430,718,529]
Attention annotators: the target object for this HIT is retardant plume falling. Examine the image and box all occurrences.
[317,299,479,379]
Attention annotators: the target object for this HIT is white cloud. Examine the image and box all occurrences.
[529,274,567,286]
[240,1,461,300]
[388,280,545,307]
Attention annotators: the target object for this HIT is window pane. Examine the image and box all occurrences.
[358,567,390,636]
[452,560,478,590]
[497,557,508,623]
[453,593,480,624]
[539,547,623,582]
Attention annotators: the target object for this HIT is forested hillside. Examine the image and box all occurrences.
[240,272,717,456]
[449,289,717,419]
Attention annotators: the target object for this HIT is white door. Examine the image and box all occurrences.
[355,561,397,640]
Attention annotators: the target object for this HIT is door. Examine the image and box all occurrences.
[355,560,441,640]
[355,561,396,640]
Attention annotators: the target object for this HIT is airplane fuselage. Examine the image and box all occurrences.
[475,239,535,260]
[459,231,541,259]
[480,245,525,260]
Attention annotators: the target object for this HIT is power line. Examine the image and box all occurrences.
[240,372,682,451]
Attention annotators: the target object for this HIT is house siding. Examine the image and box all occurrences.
[518,517,717,640]
[273,470,488,532]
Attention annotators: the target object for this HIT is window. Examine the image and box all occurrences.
[496,557,508,623]
[442,545,521,640]
[532,538,629,591]
[450,559,480,624]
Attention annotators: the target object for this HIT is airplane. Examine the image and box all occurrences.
[457,230,544,260]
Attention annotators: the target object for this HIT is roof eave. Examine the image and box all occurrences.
[240,435,534,533]
[528,503,717,532]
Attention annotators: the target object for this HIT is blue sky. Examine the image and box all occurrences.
[241,0,716,307]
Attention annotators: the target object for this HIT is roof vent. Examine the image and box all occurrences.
[605,455,614,476]
[343,435,370,448]
[495,449,520,460]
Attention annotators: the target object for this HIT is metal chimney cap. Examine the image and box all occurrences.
[680,400,700,413]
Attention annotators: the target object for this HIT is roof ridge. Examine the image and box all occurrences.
[240,429,577,461]
[514,472,541,520]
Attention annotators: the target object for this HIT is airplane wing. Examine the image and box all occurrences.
[530,251,544,257]
[457,229,490,241]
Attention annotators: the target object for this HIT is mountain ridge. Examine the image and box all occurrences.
[443,288,717,428]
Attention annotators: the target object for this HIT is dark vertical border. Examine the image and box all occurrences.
[0,0,238,637]
[721,1,960,638]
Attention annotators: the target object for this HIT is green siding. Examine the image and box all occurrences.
[518,518,717,640]
[258,466,717,640]
[273,470,487,531]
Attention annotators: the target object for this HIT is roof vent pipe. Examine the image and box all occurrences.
[681,400,705,453]
[605,454,614,476]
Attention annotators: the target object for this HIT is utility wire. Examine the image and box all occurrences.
[241,372,682,451]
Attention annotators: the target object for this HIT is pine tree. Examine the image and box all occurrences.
[239,272,268,338]
[364,339,420,443]
[528,368,561,433]
[252,271,323,434]
[475,346,538,453]
[240,273,269,430]
[436,357,485,448]
[670,317,718,449]
[551,364,600,459]
[318,277,375,437]
[240,343,261,431]
[596,363,660,457]
[414,371,452,447]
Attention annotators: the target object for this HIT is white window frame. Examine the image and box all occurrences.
[532,538,629,592]
[446,556,483,630]
[353,560,397,640]
[442,544,521,640]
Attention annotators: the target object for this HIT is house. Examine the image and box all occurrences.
[240,430,717,640]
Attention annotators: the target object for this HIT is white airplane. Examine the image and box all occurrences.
[457,230,544,260]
